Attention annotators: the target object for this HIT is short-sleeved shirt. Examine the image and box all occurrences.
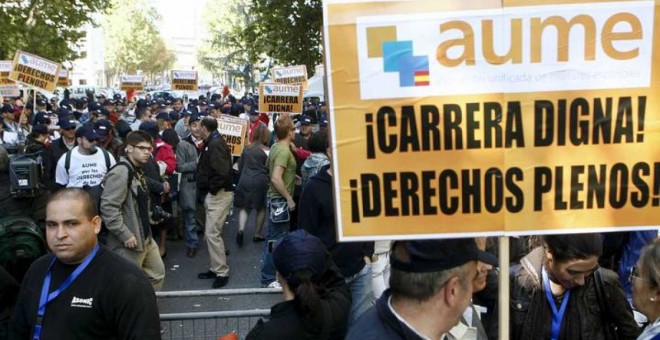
[267,141,296,198]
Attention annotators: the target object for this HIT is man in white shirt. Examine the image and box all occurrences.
[55,126,116,188]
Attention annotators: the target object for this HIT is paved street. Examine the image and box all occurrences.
[157,207,280,315]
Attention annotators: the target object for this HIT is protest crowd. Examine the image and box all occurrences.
[0,87,658,340]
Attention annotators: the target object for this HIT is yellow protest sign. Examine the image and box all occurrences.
[0,60,15,85]
[272,65,308,90]
[120,75,144,91]
[8,51,60,92]
[171,70,198,91]
[258,82,303,114]
[57,69,70,88]
[324,0,660,240]
[217,114,248,157]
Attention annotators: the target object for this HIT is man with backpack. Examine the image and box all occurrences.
[54,125,115,190]
[100,130,165,292]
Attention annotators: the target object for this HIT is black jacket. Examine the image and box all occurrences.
[42,137,75,191]
[346,289,423,340]
[246,263,351,340]
[298,165,374,278]
[197,131,233,195]
[510,247,640,340]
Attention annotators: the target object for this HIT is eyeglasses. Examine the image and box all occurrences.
[131,144,154,152]
[629,265,651,284]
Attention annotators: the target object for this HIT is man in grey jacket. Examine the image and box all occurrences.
[100,130,165,291]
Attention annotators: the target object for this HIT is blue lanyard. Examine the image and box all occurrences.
[33,245,99,340]
[542,266,571,340]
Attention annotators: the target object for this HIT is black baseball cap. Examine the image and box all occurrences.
[390,238,497,273]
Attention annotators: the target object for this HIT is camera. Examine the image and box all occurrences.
[151,204,173,223]
[9,152,43,198]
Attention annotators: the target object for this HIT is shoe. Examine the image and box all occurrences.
[160,251,167,259]
[198,270,217,279]
[253,236,266,243]
[213,276,229,288]
[186,248,197,258]
[225,249,230,256]
[236,231,244,247]
[266,281,282,289]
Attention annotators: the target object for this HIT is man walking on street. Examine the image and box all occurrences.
[260,115,297,288]
[196,117,234,288]
[100,130,166,291]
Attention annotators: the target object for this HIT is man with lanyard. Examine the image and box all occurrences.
[8,188,161,339]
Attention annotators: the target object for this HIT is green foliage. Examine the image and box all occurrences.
[198,0,266,91]
[198,0,322,91]
[0,0,112,62]
[250,0,323,73]
[103,0,176,80]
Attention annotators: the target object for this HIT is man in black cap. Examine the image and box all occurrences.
[54,126,116,189]
[294,115,313,151]
[346,238,491,340]
[43,116,78,191]
[1,103,27,144]
[94,119,120,156]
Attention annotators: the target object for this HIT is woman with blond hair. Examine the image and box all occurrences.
[632,238,660,340]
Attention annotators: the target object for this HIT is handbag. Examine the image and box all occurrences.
[269,197,290,223]
[594,268,621,340]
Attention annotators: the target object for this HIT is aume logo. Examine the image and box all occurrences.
[366,26,430,87]
[355,1,654,100]
[71,296,93,308]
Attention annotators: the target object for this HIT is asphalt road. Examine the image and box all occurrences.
[157,208,281,314]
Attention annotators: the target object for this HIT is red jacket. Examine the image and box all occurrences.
[154,138,176,175]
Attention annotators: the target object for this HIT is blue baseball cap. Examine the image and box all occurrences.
[59,116,77,130]
[273,230,330,286]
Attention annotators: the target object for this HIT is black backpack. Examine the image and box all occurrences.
[0,216,47,282]
[64,147,112,210]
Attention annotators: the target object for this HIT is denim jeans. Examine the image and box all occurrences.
[345,263,374,327]
[260,200,290,286]
[182,208,198,249]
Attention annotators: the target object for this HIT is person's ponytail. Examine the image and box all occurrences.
[291,269,324,331]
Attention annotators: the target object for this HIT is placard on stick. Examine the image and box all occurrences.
[8,51,61,93]
[272,65,309,90]
[57,69,71,88]
[120,75,144,91]
[0,60,19,97]
[217,114,248,157]
[171,70,198,91]
[323,0,660,241]
[258,82,303,114]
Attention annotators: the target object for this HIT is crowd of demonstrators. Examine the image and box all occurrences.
[3,88,660,340]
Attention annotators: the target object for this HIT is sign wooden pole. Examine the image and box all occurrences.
[498,236,510,340]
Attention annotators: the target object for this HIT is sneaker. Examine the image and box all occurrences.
[213,276,229,288]
[198,270,217,279]
[236,230,244,247]
[266,281,282,289]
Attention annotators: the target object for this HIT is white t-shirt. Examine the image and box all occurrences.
[55,146,116,187]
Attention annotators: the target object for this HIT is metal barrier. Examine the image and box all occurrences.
[157,288,281,340]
